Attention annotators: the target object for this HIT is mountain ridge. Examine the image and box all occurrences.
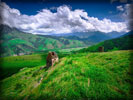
[77,31,133,53]
[0,24,127,57]
[0,25,86,57]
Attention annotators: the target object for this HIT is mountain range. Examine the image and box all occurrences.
[0,24,127,57]
[54,31,125,42]
[77,31,133,53]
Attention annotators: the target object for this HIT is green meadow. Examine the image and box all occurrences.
[0,52,68,80]
[0,50,132,100]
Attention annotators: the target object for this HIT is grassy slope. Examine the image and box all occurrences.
[0,52,68,80]
[77,31,133,53]
[0,54,46,80]
[0,50,132,100]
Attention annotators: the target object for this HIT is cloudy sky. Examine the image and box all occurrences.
[0,0,132,35]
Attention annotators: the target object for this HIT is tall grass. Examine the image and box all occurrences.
[0,54,47,80]
[0,50,132,100]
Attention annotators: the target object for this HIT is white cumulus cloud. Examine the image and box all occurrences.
[0,2,128,35]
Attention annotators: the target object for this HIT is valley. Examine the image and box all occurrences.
[0,25,86,57]
[0,25,124,57]
[0,25,132,99]
[0,1,132,100]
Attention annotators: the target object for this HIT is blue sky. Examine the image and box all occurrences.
[6,2,124,21]
[0,0,130,35]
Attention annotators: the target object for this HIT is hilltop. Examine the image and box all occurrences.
[0,50,132,100]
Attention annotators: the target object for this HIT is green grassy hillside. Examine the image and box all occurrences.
[0,25,86,57]
[0,50,132,100]
[0,53,46,80]
[77,31,133,53]
[0,52,68,80]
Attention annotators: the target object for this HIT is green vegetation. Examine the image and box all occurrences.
[0,52,68,80]
[1,25,120,57]
[0,54,46,80]
[0,25,86,57]
[59,47,87,53]
[77,31,133,53]
[0,50,132,100]
[0,25,132,100]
